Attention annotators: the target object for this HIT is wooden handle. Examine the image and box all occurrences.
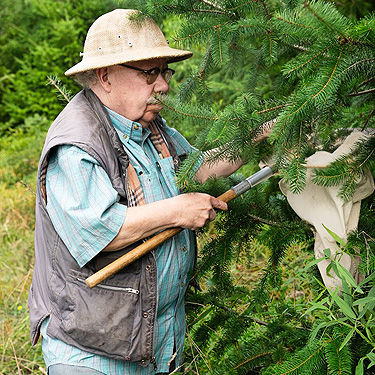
[217,188,236,203]
[85,188,237,288]
[86,227,183,288]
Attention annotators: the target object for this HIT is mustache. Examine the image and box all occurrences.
[147,94,168,105]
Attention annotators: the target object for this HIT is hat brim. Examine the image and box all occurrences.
[65,46,193,76]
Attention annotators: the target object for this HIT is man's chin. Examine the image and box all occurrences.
[139,112,161,128]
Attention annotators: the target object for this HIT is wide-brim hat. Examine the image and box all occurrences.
[65,9,193,76]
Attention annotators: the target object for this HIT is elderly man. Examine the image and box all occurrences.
[28,9,242,375]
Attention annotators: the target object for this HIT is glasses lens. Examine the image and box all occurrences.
[162,69,175,83]
[147,68,161,84]
[145,67,175,84]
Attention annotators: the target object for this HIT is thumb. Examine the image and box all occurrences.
[211,197,228,211]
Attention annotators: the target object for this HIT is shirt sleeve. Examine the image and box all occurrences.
[45,145,127,267]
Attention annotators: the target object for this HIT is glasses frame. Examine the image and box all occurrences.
[119,64,175,84]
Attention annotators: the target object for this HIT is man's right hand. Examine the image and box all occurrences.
[170,193,227,230]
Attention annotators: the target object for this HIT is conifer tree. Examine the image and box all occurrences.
[135,0,375,373]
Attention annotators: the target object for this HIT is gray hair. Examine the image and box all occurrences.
[72,70,99,89]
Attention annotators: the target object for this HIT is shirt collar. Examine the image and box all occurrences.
[105,107,150,145]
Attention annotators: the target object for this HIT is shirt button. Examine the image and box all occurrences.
[146,265,152,271]
[143,312,149,318]
[182,246,187,252]
[181,282,184,287]
[123,134,127,139]
[134,124,140,130]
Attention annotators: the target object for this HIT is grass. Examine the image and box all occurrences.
[0,117,48,374]
[0,181,45,374]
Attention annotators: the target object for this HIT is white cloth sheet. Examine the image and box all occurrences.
[280,132,374,289]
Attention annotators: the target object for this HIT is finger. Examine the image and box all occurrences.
[209,209,216,221]
[211,197,228,211]
[205,211,216,226]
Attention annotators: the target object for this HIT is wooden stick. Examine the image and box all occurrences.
[86,227,183,288]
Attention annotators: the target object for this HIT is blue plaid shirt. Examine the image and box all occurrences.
[41,111,198,374]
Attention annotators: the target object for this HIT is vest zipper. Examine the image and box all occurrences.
[76,277,139,294]
[150,250,158,370]
[150,356,157,371]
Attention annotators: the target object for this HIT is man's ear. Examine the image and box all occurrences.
[96,67,111,93]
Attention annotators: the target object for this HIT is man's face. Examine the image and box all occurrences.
[105,58,170,127]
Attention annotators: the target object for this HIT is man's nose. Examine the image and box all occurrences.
[154,73,169,94]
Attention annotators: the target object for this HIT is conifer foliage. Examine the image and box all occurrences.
[140,0,375,196]
[138,0,375,373]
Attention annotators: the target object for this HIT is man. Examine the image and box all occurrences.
[28,9,243,375]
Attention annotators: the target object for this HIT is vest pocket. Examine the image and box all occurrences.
[59,269,140,356]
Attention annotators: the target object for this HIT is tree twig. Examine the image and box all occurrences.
[191,8,227,15]
[233,352,272,370]
[259,0,271,21]
[358,76,375,89]
[349,88,375,97]
[362,108,375,131]
[47,75,72,103]
[248,214,278,226]
[199,0,225,11]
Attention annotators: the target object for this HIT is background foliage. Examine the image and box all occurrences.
[1,0,375,374]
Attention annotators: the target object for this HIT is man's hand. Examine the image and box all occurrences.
[171,193,227,230]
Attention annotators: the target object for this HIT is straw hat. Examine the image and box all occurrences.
[65,9,193,76]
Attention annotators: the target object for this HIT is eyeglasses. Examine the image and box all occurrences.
[119,64,175,84]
